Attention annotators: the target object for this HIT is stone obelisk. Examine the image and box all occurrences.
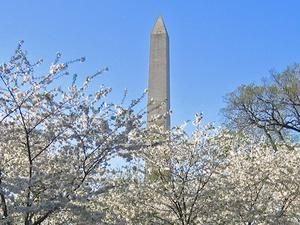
[147,16,170,129]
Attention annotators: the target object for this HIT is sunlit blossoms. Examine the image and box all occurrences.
[0,42,143,225]
[104,121,300,225]
[1,43,300,225]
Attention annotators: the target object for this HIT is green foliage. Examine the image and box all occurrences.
[223,64,300,150]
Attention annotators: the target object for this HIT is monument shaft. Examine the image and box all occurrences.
[148,16,170,129]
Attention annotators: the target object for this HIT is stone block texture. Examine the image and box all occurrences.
[147,16,170,129]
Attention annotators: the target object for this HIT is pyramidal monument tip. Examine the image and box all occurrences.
[152,16,168,35]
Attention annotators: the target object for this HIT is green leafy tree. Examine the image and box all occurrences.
[223,64,300,150]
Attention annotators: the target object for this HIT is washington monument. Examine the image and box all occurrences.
[147,16,170,129]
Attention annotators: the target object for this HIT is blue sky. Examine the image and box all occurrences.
[1,1,300,126]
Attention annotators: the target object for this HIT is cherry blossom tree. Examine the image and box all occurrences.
[0,42,143,225]
[2,42,300,225]
[104,117,300,225]
[103,115,229,225]
[222,134,300,225]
